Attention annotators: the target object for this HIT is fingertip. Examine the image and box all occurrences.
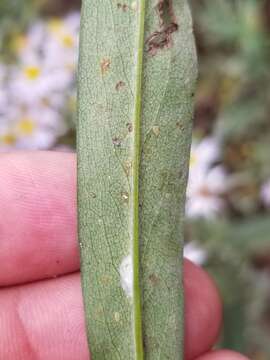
[0,273,90,359]
[184,259,222,360]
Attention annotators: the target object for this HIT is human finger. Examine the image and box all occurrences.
[0,151,79,286]
[0,261,222,360]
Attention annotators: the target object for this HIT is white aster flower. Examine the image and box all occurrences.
[186,193,225,219]
[0,106,67,151]
[188,165,227,196]
[0,13,78,152]
[261,180,270,207]
[189,136,221,172]
[184,241,208,265]
[186,166,227,219]
[0,64,8,111]
[44,14,79,70]
[186,136,227,219]
[64,12,81,32]
[47,16,78,49]
[9,61,72,105]
[13,21,47,61]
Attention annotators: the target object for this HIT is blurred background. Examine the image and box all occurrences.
[0,0,270,358]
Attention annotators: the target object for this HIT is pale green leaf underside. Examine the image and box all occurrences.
[77,1,197,359]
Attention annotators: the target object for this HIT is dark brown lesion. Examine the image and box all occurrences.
[115,81,125,91]
[149,273,160,286]
[146,0,178,56]
[126,122,133,133]
[156,0,177,27]
[117,3,129,12]
[112,136,122,147]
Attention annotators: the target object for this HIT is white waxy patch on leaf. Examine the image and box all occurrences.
[119,255,133,298]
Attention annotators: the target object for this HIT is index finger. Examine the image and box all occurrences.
[0,152,79,286]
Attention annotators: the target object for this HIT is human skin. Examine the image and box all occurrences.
[0,152,249,360]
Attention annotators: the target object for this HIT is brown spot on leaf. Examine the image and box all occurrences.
[146,0,178,56]
[146,24,178,55]
[176,121,184,130]
[149,274,160,286]
[156,0,176,25]
[117,3,128,11]
[152,126,160,137]
[116,81,125,91]
[100,58,111,75]
[112,137,121,147]
[126,122,133,132]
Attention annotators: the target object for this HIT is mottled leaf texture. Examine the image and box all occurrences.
[77,1,197,359]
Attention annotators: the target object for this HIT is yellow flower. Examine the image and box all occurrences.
[61,34,74,48]
[48,18,64,33]
[17,118,36,136]
[48,18,75,48]
[23,66,41,81]
[0,133,17,145]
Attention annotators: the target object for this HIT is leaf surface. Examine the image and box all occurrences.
[77,1,197,359]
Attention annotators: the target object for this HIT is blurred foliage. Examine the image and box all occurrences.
[1,0,270,359]
[0,0,80,59]
[190,0,270,358]
[0,0,37,52]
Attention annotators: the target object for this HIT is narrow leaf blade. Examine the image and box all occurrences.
[77,1,197,359]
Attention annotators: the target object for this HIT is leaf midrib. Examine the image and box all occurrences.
[132,1,146,359]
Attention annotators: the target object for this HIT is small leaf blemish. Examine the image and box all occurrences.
[100,58,111,75]
[123,159,132,176]
[112,137,122,147]
[117,3,128,11]
[152,126,160,137]
[176,121,183,129]
[114,312,120,322]
[126,122,133,132]
[131,1,137,11]
[121,191,129,203]
[149,273,160,286]
[119,255,133,298]
[146,0,178,56]
[116,81,125,91]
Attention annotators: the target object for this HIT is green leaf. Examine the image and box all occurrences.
[77,1,197,359]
